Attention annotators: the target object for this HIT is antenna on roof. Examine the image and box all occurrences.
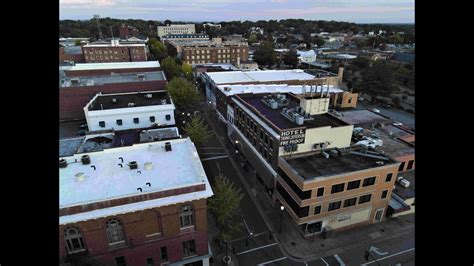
[93,15,104,40]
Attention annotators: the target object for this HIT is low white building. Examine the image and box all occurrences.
[297,50,317,63]
[157,24,196,38]
[84,91,175,132]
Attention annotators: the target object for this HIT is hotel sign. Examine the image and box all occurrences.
[280,128,306,146]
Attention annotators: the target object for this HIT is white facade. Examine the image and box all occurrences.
[158,24,196,38]
[84,92,176,132]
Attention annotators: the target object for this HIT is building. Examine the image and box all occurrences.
[157,24,196,38]
[119,24,140,39]
[82,40,147,63]
[276,147,399,237]
[59,138,213,266]
[387,170,415,217]
[60,62,167,121]
[202,68,347,119]
[84,91,176,132]
[60,45,85,64]
[297,50,317,64]
[203,23,221,29]
[178,39,249,65]
[161,33,209,42]
[237,60,259,70]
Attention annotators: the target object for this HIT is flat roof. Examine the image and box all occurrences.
[62,61,160,71]
[370,128,414,158]
[282,149,398,180]
[235,93,347,131]
[59,134,115,157]
[393,170,415,200]
[217,84,344,97]
[338,109,391,125]
[207,69,317,85]
[86,91,172,111]
[304,61,332,68]
[193,63,239,71]
[60,71,166,88]
[60,138,211,209]
[139,127,180,142]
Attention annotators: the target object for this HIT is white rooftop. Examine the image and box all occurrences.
[62,61,160,71]
[217,84,344,96]
[207,69,316,85]
[59,138,212,224]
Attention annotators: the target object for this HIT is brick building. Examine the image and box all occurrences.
[60,45,85,64]
[59,138,213,266]
[180,42,249,65]
[157,24,196,38]
[59,62,167,121]
[119,24,140,39]
[82,40,147,63]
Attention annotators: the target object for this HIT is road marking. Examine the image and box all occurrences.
[200,155,229,161]
[320,258,329,266]
[257,256,287,265]
[236,242,279,255]
[334,254,346,266]
[361,247,415,265]
[369,246,388,256]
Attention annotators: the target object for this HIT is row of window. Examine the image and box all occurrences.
[88,56,127,61]
[98,115,171,128]
[235,107,273,149]
[110,241,191,266]
[235,119,273,164]
[329,173,393,195]
[65,205,195,259]
[84,49,126,55]
[399,160,415,171]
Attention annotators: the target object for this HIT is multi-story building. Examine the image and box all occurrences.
[161,33,209,42]
[60,45,85,64]
[119,24,140,39]
[59,137,213,266]
[84,91,176,132]
[203,23,221,29]
[82,40,147,63]
[181,42,249,65]
[157,24,196,38]
[60,62,167,121]
[225,91,400,236]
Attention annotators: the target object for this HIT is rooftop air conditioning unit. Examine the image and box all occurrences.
[128,161,138,170]
[112,98,117,103]
[128,103,135,107]
[145,94,152,99]
[399,178,410,188]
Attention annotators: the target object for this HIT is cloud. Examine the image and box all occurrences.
[60,0,117,8]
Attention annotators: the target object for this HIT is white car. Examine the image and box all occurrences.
[358,97,364,101]
[393,122,403,126]
[371,108,380,113]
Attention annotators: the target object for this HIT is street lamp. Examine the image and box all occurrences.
[279,205,285,233]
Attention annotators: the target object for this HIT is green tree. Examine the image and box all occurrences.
[350,56,371,71]
[359,61,396,102]
[161,57,182,80]
[283,50,299,68]
[184,114,212,146]
[147,38,168,61]
[181,62,194,81]
[208,174,244,241]
[311,35,325,47]
[248,34,258,44]
[165,77,201,110]
[74,40,82,46]
[252,41,277,68]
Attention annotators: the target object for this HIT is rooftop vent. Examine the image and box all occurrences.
[144,162,153,170]
[75,172,86,182]
[128,161,138,170]
[145,93,152,99]
[112,98,117,103]
[128,103,135,107]
[59,159,68,168]
[81,155,91,165]
[165,142,172,152]
[321,152,330,159]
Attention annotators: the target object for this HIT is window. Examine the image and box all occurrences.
[385,173,393,182]
[180,205,194,228]
[146,258,154,266]
[115,256,127,266]
[133,117,139,124]
[359,194,372,204]
[348,97,352,104]
[182,240,196,257]
[149,116,155,122]
[407,160,414,170]
[398,161,405,171]
[166,114,171,121]
[363,177,376,187]
[160,246,168,262]
[99,121,106,128]
[314,205,321,215]
[347,180,361,190]
[331,183,345,194]
[381,190,388,199]
[64,227,85,253]
[264,134,268,144]
[106,219,125,244]
[328,201,341,211]
[343,197,357,207]
[316,187,324,197]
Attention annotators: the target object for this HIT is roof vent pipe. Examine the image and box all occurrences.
[137,188,142,192]
[59,159,68,168]
[118,163,123,168]
[146,182,151,187]
[81,155,91,165]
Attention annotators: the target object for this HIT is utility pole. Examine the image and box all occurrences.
[93,14,103,40]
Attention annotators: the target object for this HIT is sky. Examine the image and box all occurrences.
[59,0,414,24]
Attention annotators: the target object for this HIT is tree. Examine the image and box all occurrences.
[248,34,258,44]
[184,114,212,146]
[164,19,172,26]
[311,36,325,47]
[181,63,194,81]
[208,174,244,241]
[165,77,201,110]
[147,38,168,61]
[351,56,371,71]
[74,40,82,46]
[252,41,277,68]
[161,57,182,80]
[283,50,299,68]
[359,61,396,102]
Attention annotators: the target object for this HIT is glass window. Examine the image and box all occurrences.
[359,194,372,204]
[347,180,361,190]
[331,183,345,194]
[106,219,125,244]
[363,177,376,187]
[328,201,341,211]
[133,117,139,124]
[146,258,154,266]
[381,190,388,199]
[99,121,105,127]
[115,256,127,266]
[150,116,155,122]
[314,205,321,214]
[343,197,357,207]
[64,227,85,253]
[180,205,194,228]
[182,240,196,257]
[160,246,168,262]
[166,114,171,121]
[316,187,324,197]
[385,173,393,182]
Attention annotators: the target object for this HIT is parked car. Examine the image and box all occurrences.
[371,108,381,113]
[358,97,364,101]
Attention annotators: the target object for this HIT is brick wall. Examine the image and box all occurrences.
[83,46,147,63]
[59,80,167,121]
[64,67,160,77]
